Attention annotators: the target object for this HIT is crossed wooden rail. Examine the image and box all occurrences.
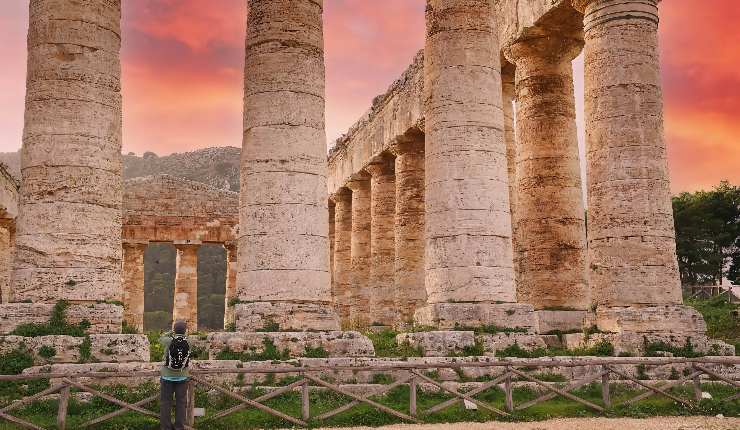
[0,357,738,429]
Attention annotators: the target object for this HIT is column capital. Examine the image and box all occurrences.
[389,139,424,157]
[329,187,352,203]
[365,155,395,178]
[345,173,370,192]
[504,35,583,67]
[572,0,659,29]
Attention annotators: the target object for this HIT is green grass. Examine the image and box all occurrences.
[0,380,736,429]
[685,295,740,352]
[364,330,423,358]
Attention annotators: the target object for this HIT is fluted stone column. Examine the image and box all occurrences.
[505,36,589,310]
[390,139,426,326]
[122,241,147,332]
[331,189,353,325]
[573,0,702,333]
[174,242,199,331]
[418,0,534,329]
[12,0,123,302]
[347,176,371,327]
[237,0,339,331]
[223,241,237,329]
[366,156,396,326]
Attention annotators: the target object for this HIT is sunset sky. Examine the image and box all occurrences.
[0,0,737,193]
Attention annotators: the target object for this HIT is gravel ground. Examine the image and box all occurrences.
[310,416,740,430]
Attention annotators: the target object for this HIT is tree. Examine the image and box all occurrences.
[673,181,740,285]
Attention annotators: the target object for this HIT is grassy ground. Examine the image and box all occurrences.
[685,295,740,352]
[0,380,737,430]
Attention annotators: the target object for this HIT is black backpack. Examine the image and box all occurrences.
[165,335,190,371]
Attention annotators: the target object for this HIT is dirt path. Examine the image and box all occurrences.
[312,416,739,430]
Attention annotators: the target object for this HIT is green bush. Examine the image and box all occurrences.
[364,330,423,358]
[302,346,329,358]
[215,338,290,361]
[11,301,91,337]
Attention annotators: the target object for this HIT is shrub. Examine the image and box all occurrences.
[11,301,90,337]
[38,345,56,359]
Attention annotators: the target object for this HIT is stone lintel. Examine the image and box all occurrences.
[414,303,538,333]
[122,239,149,247]
[173,240,203,246]
[535,310,590,334]
[207,331,374,359]
[235,302,340,332]
[596,305,707,335]
[0,303,123,334]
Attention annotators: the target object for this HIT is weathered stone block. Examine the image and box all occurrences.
[235,302,340,332]
[207,331,374,359]
[0,335,81,364]
[0,303,123,334]
[477,333,547,355]
[414,303,538,332]
[536,310,589,333]
[596,305,707,335]
[90,334,149,363]
[572,332,736,357]
[396,331,475,357]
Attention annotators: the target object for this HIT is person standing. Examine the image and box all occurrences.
[159,320,191,430]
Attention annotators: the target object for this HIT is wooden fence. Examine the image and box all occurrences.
[0,357,738,429]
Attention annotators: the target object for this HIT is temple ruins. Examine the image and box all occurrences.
[0,0,734,366]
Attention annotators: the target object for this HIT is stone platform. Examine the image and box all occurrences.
[563,332,735,357]
[595,305,707,335]
[536,310,591,333]
[414,303,538,332]
[234,302,341,332]
[205,331,374,359]
[396,330,548,357]
[0,334,149,364]
[0,303,124,334]
[22,356,740,388]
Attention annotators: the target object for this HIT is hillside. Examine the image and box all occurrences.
[0,146,241,192]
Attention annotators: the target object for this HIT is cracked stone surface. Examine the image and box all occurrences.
[237,0,338,330]
[575,0,682,307]
[423,0,516,308]
[505,35,589,310]
[13,0,123,302]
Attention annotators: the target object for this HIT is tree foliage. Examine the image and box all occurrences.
[673,181,740,285]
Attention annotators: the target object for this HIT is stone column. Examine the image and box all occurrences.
[12,0,123,302]
[237,0,339,331]
[573,0,701,333]
[328,201,335,289]
[347,175,371,328]
[501,63,517,230]
[174,242,199,331]
[330,189,353,325]
[390,139,426,326]
[419,0,532,329]
[122,241,147,332]
[0,220,14,304]
[365,156,396,326]
[505,36,589,311]
[223,241,237,329]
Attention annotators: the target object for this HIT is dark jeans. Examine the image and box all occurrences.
[160,378,188,430]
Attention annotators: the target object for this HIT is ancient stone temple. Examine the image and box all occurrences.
[0,0,731,364]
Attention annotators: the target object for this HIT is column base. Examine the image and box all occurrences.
[235,302,341,332]
[414,303,538,333]
[596,304,707,335]
[535,310,591,334]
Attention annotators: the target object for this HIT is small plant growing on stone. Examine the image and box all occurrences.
[257,320,280,332]
[121,321,139,334]
[302,345,329,358]
[12,301,90,337]
[225,322,236,332]
[371,373,394,384]
[78,336,93,363]
[38,345,56,360]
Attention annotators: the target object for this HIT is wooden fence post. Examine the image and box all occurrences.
[692,364,703,401]
[57,384,70,430]
[301,379,310,421]
[504,367,514,412]
[187,380,196,426]
[601,366,611,408]
[409,376,417,417]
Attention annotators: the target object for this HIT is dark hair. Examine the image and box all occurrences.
[173,320,187,335]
